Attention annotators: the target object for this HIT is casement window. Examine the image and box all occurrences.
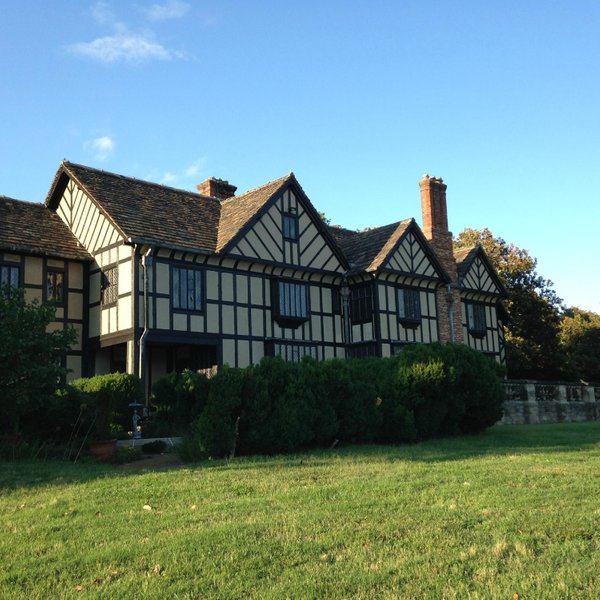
[172,266,203,312]
[0,264,20,292]
[347,342,378,359]
[273,280,309,326]
[266,340,318,363]
[101,266,118,305]
[332,288,342,315]
[46,269,65,304]
[397,287,421,327]
[350,284,373,324]
[466,302,486,337]
[282,213,298,240]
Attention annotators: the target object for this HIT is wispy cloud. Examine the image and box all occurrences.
[84,136,115,161]
[91,1,116,25]
[147,158,207,187]
[70,33,172,63]
[69,1,186,64]
[142,0,190,21]
[184,158,206,178]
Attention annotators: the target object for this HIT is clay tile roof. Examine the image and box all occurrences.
[217,174,292,251]
[328,219,412,272]
[54,162,222,252]
[454,245,479,278]
[0,196,91,261]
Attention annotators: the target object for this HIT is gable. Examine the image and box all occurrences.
[382,229,443,279]
[53,177,124,255]
[227,185,345,273]
[460,254,504,295]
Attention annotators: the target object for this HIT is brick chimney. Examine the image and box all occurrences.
[197,177,237,200]
[419,175,463,343]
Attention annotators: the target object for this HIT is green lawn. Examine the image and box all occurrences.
[1,422,600,599]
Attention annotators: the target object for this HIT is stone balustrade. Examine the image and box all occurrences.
[500,380,600,424]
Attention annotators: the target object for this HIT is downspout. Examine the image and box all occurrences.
[340,273,351,352]
[446,284,455,343]
[138,246,153,408]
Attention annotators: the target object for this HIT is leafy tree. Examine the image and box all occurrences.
[0,285,76,435]
[559,308,600,382]
[454,228,565,379]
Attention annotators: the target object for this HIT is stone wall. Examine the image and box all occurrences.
[500,380,600,424]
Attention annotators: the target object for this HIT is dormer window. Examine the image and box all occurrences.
[283,213,298,240]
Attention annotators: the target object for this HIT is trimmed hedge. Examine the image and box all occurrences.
[176,343,505,459]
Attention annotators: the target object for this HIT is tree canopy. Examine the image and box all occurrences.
[0,285,76,435]
[559,308,600,382]
[454,228,565,379]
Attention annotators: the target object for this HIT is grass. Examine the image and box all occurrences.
[1,422,600,599]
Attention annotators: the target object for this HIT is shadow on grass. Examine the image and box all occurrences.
[1,422,599,489]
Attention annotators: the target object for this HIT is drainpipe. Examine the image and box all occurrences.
[446,284,455,343]
[138,247,153,408]
[340,273,351,350]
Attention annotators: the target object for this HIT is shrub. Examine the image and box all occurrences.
[70,373,143,440]
[239,357,316,455]
[141,440,168,454]
[179,345,504,461]
[190,365,247,458]
[396,343,505,437]
[150,370,210,436]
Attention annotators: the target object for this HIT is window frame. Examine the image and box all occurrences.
[272,279,309,327]
[282,212,299,241]
[466,301,487,338]
[172,265,204,313]
[45,268,65,305]
[101,265,119,306]
[397,286,421,328]
[350,283,373,325]
[0,263,20,295]
[265,340,318,363]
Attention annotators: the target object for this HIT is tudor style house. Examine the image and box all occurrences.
[0,161,507,397]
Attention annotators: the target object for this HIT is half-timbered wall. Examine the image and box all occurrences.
[0,250,86,381]
[228,188,345,274]
[53,181,134,354]
[458,254,505,362]
[376,274,439,357]
[373,228,443,357]
[460,255,503,296]
[141,251,345,371]
[460,294,504,362]
[384,230,440,279]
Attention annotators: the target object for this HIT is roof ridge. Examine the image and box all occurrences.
[63,161,221,205]
[225,173,291,203]
[0,195,44,207]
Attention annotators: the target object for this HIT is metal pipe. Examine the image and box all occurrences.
[138,246,153,407]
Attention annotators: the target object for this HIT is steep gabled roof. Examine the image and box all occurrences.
[46,161,222,252]
[329,222,402,272]
[328,219,450,281]
[455,244,508,297]
[0,196,91,261]
[217,174,291,252]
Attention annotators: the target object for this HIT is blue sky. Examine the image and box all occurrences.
[1,0,599,312]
